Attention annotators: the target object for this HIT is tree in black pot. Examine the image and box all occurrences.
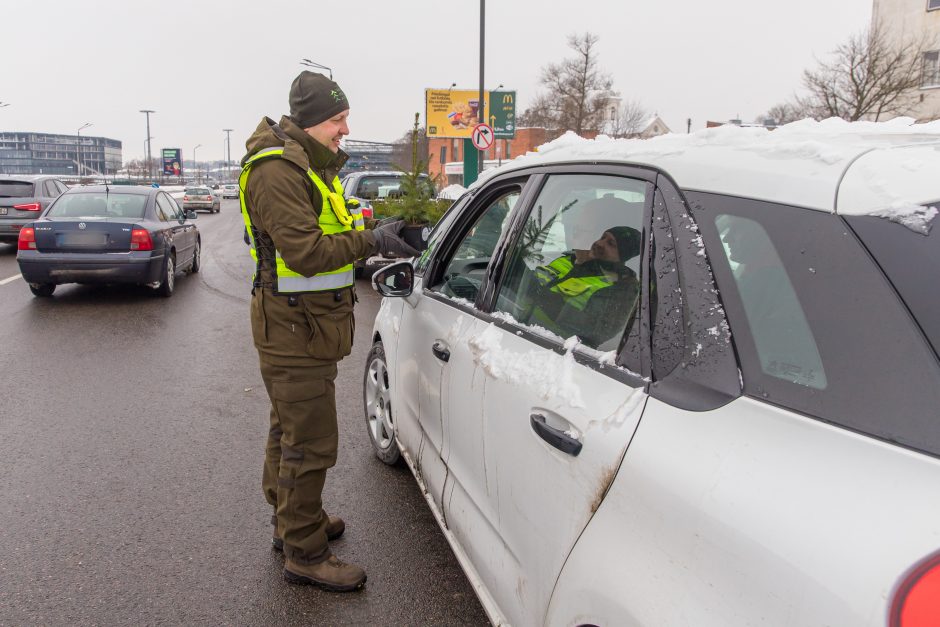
[392,113,448,251]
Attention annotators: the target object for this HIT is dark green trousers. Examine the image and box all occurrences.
[259,356,339,565]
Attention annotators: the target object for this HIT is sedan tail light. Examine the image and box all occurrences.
[183,195,190,201]
[890,551,940,627]
[14,202,41,211]
[130,228,153,251]
[17,227,36,250]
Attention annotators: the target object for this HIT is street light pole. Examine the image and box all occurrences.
[76,122,92,180]
[140,109,155,181]
[478,0,485,175]
[193,144,201,184]
[222,128,233,181]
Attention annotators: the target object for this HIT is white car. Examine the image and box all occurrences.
[222,183,239,199]
[363,119,940,626]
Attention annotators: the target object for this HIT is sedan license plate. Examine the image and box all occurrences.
[59,232,107,247]
[0,207,7,215]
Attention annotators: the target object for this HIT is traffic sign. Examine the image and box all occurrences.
[471,123,495,150]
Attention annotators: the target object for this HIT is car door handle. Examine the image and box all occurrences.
[530,413,582,457]
[431,341,450,362]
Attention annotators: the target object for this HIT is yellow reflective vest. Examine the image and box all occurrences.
[239,147,364,293]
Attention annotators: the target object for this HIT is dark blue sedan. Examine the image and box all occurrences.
[16,185,200,297]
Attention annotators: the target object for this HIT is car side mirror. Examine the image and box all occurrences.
[186,210,197,220]
[372,261,413,297]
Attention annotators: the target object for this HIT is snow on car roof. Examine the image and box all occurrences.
[475,117,940,220]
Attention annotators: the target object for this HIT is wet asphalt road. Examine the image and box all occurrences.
[0,199,488,626]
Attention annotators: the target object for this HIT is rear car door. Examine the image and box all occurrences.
[547,181,940,625]
[440,167,658,625]
[157,192,194,265]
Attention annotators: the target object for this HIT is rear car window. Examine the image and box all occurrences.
[846,207,940,362]
[0,181,35,197]
[691,192,940,458]
[186,188,211,195]
[47,193,147,219]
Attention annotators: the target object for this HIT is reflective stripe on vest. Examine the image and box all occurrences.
[535,255,614,312]
[239,147,363,293]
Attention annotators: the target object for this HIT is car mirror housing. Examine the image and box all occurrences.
[186,210,197,220]
[372,261,414,298]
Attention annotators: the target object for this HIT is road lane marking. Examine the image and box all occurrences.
[0,274,23,286]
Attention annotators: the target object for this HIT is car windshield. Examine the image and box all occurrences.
[46,193,147,219]
[846,205,940,361]
[0,181,35,197]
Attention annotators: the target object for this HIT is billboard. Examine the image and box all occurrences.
[162,148,182,177]
[488,91,517,139]
[426,89,491,139]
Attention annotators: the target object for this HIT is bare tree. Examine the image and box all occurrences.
[754,101,811,126]
[604,100,649,138]
[798,23,933,121]
[519,32,614,134]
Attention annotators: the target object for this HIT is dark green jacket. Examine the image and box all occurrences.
[242,116,375,365]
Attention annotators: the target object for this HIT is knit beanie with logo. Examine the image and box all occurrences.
[289,71,350,129]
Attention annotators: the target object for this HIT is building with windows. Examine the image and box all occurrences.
[0,131,122,177]
[872,0,940,120]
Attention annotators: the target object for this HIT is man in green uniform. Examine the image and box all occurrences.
[240,71,417,592]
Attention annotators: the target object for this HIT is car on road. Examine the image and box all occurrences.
[182,186,220,213]
[364,120,940,626]
[17,185,200,297]
[0,175,69,244]
[340,170,434,219]
[222,183,239,199]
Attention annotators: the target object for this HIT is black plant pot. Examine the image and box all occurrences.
[401,223,431,252]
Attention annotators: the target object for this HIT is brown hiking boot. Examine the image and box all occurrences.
[283,554,367,592]
[272,515,346,551]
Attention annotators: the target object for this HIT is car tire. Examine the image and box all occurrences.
[156,251,176,297]
[363,341,401,465]
[190,239,201,273]
[29,283,55,297]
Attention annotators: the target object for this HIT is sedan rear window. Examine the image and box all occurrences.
[0,181,35,197]
[186,188,211,195]
[47,193,147,219]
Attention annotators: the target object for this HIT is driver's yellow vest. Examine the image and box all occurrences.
[239,147,364,293]
[534,255,614,312]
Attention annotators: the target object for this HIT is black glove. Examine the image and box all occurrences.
[371,219,420,258]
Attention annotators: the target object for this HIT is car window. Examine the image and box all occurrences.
[691,191,940,458]
[157,193,180,220]
[186,187,210,195]
[46,193,147,219]
[55,180,69,195]
[847,209,940,362]
[493,174,650,351]
[414,195,467,276]
[42,181,57,197]
[0,181,34,197]
[716,214,826,389]
[427,188,518,303]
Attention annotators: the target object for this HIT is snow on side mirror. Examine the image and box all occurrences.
[371,261,414,298]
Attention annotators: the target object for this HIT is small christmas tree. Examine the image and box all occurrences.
[395,113,439,224]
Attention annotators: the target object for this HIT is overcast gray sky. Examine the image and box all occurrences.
[3,0,873,162]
